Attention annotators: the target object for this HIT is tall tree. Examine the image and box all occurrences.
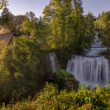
[82,13,95,48]
[0,7,14,31]
[43,0,72,49]
[20,12,37,37]
[71,0,84,51]
[43,0,94,52]
[95,11,110,30]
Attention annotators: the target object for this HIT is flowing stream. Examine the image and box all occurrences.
[66,33,110,87]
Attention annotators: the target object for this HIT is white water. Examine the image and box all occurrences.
[86,33,107,57]
[66,33,110,87]
[49,52,58,73]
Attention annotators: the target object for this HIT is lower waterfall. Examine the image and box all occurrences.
[66,56,110,87]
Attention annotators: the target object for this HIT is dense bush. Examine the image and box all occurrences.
[1,83,110,110]
[0,37,46,102]
[54,69,79,91]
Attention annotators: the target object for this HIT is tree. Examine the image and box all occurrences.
[96,11,110,47]
[0,7,14,31]
[69,0,84,51]
[20,12,49,49]
[95,11,110,30]
[20,12,37,37]
[35,17,49,48]
[1,8,11,21]
[0,0,7,9]
[0,37,42,100]
[25,11,37,22]
[82,13,94,48]
[43,0,72,49]
[43,0,95,53]
[102,22,110,48]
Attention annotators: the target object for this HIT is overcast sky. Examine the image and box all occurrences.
[1,0,110,17]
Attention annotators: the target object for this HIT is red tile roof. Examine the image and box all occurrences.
[0,33,13,44]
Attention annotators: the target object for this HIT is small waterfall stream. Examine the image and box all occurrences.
[66,33,110,87]
[48,52,58,73]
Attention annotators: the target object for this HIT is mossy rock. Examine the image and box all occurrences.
[55,69,73,78]
[54,69,79,91]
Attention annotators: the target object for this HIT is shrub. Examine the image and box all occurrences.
[1,83,110,110]
[54,69,79,91]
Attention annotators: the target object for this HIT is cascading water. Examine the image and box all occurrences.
[49,52,58,73]
[66,33,110,87]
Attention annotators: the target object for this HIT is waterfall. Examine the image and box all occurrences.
[66,56,110,87]
[49,52,58,73]
[66,33,110,87]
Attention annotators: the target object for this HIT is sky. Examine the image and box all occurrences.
[1,0,110,17]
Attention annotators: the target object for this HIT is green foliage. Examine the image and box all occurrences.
[19,15,36,36]
[0,0,7,9]
[102,24,110,48]
[95,11,110,30]
[54,69,79,91]
[0,8,14,31]
[1,83,110,110]
[55,69,73,77]
[19,12,49,49]
[0,0,102,107]
[96,11,110,58]
[0,0,95,52]
[12,37,40,74]
[0,37,43,101]
[43,0,95,52]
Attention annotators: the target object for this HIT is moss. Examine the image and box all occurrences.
[54,69,79,91]
[55,69,73,78]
